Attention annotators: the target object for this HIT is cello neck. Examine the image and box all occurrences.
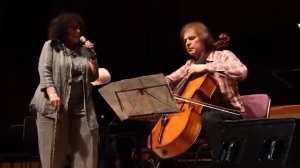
[196,33,230,64]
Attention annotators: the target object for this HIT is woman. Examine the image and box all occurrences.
[165,22,248,162]
[30,12,99,168]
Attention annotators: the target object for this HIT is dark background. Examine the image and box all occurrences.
[0,0,299,126]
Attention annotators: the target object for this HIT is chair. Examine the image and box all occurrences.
[193,94,271,167]
[240,94,271,119]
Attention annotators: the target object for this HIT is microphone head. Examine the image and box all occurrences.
[80,36,87,43]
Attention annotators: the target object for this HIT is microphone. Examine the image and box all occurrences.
[80,36,97,56]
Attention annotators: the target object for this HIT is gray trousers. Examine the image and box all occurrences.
[36,112,99,168]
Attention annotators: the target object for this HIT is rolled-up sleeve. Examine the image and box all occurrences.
[165,60,193,90]
[87,59,99,82]
[38,41,55,92]
[80,48,99,83]
[206,50,248,81]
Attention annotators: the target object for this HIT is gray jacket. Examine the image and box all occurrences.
[30,40,99,130]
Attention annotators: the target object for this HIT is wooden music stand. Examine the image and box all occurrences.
[98,73,179,121]
[99,73,180,168]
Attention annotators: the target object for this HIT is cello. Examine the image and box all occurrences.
[148,33,239,159]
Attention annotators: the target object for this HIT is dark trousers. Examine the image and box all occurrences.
[201,110,242,163]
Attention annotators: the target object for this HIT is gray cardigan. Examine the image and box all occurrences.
[30,40,99,130]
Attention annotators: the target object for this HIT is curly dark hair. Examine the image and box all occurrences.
[48,12,86,41]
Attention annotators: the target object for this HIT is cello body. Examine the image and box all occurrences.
[148,74,217,158]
